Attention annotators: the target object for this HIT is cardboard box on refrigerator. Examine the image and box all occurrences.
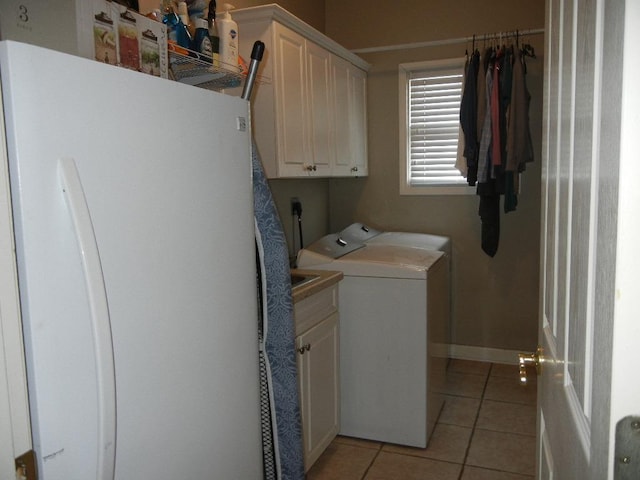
[105,3,168,77]
[0,0,167,78]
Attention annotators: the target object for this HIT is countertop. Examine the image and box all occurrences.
[291,269,343,303]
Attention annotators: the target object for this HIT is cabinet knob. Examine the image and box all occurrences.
[297,343,312,354]
[351,167,358,172]
[305,165,317,172]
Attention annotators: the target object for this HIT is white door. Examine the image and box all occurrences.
[538,0,640,478]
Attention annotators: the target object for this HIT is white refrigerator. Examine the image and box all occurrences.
[0,41,263,478]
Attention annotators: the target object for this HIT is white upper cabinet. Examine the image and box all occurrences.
[232,5,369,178]
[331,56,368,177]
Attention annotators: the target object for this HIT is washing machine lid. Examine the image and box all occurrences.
[367,231,451,255]
[305,245,444,279]
[339,222,382,243]
[299,233,365,260]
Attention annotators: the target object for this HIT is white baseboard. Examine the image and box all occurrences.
[449,344,521,365]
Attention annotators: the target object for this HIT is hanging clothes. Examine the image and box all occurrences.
[490,49,502,168]
[476,48,489,141]
[455,55,470,178]
[499,46,513,167]
[504,47,534,213]
[478,183,501,257]
[459,36,535,257]
[459,50,480,185]
[476,51,494,185]
[506,47,534,172]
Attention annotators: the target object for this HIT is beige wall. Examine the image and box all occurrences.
[232,0,326,31]
[239,0,545,352]
[324,0,544,49]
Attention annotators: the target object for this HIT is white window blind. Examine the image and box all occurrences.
[399,58,472,195]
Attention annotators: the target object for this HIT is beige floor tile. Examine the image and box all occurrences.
[383,423,472,464]
[309,360,536,479]
[476,399,536,436]
[466,429,536,476]
[334,435,383,450]
[438,394,481,427]
[448,359,492,377]
[484,374,537,405]
[364,451,462,480]
[461,465,535,479]
[306,442,378,480]
[440,371,487,398]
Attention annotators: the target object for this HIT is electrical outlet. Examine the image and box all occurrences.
[291,197,302,216]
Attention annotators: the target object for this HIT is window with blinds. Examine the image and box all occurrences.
[399,58,473,195]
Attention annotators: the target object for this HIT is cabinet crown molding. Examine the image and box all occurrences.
[232,4,371,71]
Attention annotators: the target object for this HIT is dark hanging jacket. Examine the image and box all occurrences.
[460,51,480,185]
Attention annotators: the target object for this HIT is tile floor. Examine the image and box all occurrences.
[307,359,537,480]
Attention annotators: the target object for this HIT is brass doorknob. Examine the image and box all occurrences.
[518,346,543,385]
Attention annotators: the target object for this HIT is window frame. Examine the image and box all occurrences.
[398,57,475,195]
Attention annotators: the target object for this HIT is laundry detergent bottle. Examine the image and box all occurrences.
[217,3,238,71]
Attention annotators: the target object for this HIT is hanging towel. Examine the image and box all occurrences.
[252,142,305,480]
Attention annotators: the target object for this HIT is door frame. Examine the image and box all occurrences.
[607,0,640,475]
[0,80,32,478]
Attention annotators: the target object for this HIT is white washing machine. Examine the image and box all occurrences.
[296,225,450,448]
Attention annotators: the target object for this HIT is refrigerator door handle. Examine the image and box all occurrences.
[59,157,117,480]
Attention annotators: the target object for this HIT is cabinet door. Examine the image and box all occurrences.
[331,57,368,177]
[297,312,340,471]
[274,24,310,176]
[349,66,368,176]
[331,56,352,176]
[306,41,333,176]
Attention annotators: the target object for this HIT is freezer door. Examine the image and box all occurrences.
[0,41,262,479]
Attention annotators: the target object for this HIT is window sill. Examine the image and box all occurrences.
[399,184,477,196]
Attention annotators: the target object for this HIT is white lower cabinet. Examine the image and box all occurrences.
[294,284,340,471]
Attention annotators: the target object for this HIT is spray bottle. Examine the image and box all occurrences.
[217,3,238,71]
[177,1,194,37]
[162,0,192,54]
